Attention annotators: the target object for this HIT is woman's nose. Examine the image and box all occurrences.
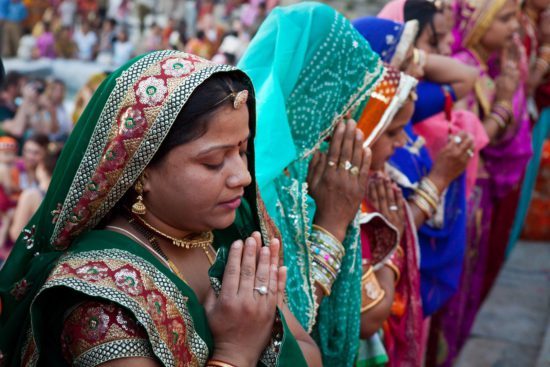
[227,154,252,188]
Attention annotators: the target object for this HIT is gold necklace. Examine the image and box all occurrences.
[131,212,214,250]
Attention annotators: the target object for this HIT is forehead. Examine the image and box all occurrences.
[195,104,250,143]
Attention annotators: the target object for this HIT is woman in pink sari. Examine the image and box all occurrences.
[427,0,533,365]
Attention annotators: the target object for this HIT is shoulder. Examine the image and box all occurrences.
[34,246,210,366]
[61,299,155,366]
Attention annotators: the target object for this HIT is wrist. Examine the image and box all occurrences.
[426,172,448,193]
[313,217,347,242]
[211,347,256,367]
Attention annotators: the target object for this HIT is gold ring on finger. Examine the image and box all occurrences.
[328,160,336,167]
[340,160,352,171]
[350,166,360,176]
[466,149,474,158]
[253,286,268,295]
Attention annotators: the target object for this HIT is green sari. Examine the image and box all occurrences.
[239,3,384,366]
[0,51,306,366]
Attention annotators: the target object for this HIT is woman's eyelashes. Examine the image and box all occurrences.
[203,149,249,171]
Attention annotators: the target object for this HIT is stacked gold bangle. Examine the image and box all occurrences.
[489,100,513,130]
[361,265,386,313]
[311,224,345,296]
[410,177,440,219]
[207,360,237,367]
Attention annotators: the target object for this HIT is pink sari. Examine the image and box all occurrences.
[413,110,489,197]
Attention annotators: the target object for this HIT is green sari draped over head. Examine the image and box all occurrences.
[0,51,307,367]
[238,3,385,366]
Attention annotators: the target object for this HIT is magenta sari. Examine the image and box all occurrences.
[427,1,533,365]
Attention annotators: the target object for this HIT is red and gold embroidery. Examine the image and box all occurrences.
[43,249,207,366]
[61,301,151,364]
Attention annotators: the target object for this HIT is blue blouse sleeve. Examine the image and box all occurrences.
[412,81,456,124]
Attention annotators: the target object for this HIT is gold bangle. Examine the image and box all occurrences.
[207,360,238,367]
[415,188,438,210]
[314,279,332,296]
[361,266,386,313]
[411,194,433,218]
[494,100,513,113]
[384,260,401,285]
[420,177,440,198]
[312,224,344,252]
[488,113,506,129]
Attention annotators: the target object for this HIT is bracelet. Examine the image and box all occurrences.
[488,112,506,129]
[415,188,439,211]
[410,193,434,218]
[312,225,345,253]
[312,255,339,278]
[312,263,335,296]
[361,265,386,313]
[493,100,513,115]
[207,360,238,367]
[420,177,440,198]
[384,246,404,284]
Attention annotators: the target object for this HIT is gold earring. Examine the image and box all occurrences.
[132,179,146,215]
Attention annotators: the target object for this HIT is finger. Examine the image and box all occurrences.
[359,147,372,188]
[238,237,258,294]
[307,151,321,187]
[254,246,271,301]
[338,120,357,171]
[269,263,279,304]
[395,184,405,212]
[385,178,397,208]
[327,122,346,167]
[251,231,263,263]
[277,265,288,308]
[351,128,365,175]
[312,153,327,188]
[375,179,388,215]
[221,240,243,296]
[269,238,281,267]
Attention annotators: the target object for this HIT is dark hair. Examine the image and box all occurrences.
[2,71,23,90]
[196,30,206,40]
[42,150,60,176]
[0,59,4,88]
[149,71,254,167]
[25,133,49,150]
[404,0,442,43]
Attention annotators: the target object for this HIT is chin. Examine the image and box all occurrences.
[209,211,238,231]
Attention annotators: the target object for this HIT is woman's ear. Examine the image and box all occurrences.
[141,170,151,194]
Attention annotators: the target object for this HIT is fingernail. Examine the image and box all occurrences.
[233,240,243,249]
[356,129,364,140]
[261,247,269,255]
[246,238,255,247]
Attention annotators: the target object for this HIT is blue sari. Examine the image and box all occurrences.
[354,16,467,317]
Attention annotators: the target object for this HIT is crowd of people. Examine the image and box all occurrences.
[0,0,270,67]
[0,0,549,366]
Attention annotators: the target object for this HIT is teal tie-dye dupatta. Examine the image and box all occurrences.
[239,3,384,366]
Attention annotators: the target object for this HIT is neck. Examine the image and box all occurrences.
[470,44,492,67]
[141,210,192,240]
[38,177,50,191]
[524,3,540,22]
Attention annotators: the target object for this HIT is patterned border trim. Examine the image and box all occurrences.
[51,51,237,247]
[74,338,153,367]
[51,50,175,246]
[31,249,209,367]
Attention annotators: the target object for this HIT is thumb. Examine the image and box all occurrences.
[203,286,218,313]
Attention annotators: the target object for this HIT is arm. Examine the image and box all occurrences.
[9,189,40,241]
[281,304,323,366]
[360,266,395,338]
[423,54,478,100]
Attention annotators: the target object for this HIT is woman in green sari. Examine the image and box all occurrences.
[0,51,320,366]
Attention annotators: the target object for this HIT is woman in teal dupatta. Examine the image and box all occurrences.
[239,3,385,366]
[0,51,316,366]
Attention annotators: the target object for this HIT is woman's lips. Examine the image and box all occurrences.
[218,196,242,210]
